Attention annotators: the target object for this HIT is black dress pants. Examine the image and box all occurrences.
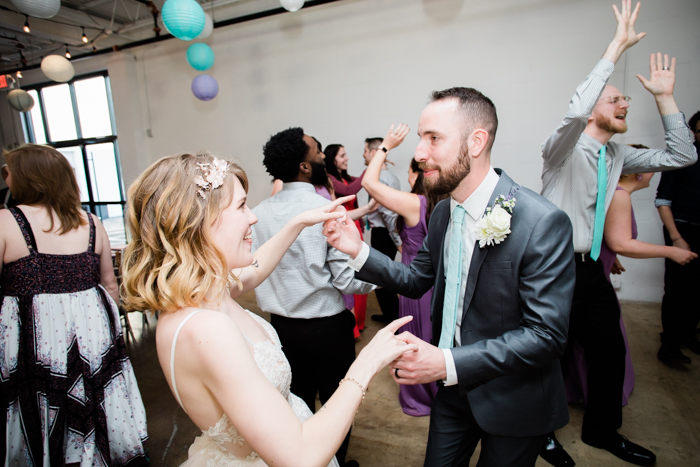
[661,223,700,347]
[560,255,626,437]
[424,385,545,467]
[271,310,356,465]
[370,227,399,321]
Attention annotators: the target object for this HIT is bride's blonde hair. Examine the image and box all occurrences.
[121,152,248,313]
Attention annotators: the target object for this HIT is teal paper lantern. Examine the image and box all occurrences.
[186,43,214,71]
[162,0,205,41]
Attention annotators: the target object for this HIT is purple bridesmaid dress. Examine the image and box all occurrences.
[565,186,636,406]
[398,195,438,416]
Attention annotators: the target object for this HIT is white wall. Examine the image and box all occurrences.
[5,0,700,301]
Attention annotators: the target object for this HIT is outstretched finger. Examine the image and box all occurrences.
[670,56,676,74]
[612,4,621,21]
[384,315,414,334]
[656,52,663,72]
[630,1,641,23]
[663,54,669,70]
[326,196,354,212]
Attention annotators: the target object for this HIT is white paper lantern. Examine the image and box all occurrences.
[196,13,213,39]
[7,89,35,112]
[41,55,75,82]
[11,0,61,19]
[280,0,304,12]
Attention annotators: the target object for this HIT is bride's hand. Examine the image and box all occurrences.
[293,195,355,227]
[356,316,418,374]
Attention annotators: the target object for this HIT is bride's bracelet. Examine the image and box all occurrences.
[339,377,366,402]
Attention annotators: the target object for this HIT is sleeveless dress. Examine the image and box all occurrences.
[397,195,438,416]
[172,309,339,467]
[1,207,148,466]
[565,186,636,406]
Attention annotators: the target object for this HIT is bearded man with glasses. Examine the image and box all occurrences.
[539,1,697,466]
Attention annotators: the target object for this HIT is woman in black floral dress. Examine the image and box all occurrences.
[0,144,148,466]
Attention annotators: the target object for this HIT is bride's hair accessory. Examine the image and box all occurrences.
[194,157,229,199]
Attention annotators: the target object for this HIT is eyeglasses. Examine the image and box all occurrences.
[600,95,632,105]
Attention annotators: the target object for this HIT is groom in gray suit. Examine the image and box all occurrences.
[324,87,576,466]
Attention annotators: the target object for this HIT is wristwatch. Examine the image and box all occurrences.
[378,146,388,153]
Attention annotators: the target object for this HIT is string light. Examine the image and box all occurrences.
[65,44,71,59]
[92,42,97,52]
[17,70,22,78]
[23,15,30,33]
[82,27,88,43]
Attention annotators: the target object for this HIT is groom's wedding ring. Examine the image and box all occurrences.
[663,66,670,70]
[395,368,400,379]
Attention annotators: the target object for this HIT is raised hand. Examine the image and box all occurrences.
[637,53,676,97]
[382,123,410,151]
[294,195,356,227]
[611,0,645,51]
[603,1,646,64]
[322,206,364,258]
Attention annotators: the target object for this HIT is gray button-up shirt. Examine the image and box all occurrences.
[252,182,375,319]
[541,59,697,253]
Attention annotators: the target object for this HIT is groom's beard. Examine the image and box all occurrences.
[309,162,329,186]
[420,144,471,196]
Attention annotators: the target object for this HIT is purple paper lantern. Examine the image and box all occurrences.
[191,74,218,101]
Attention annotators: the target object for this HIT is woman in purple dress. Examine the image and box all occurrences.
[565,169,697,407]
[361,124,448,416]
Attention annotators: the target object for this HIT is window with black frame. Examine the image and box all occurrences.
[21,72,127,245]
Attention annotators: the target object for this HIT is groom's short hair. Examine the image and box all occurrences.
[431,87,498,151]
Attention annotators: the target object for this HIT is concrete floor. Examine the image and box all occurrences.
[124,294,700,466]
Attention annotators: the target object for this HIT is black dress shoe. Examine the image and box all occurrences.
[370,314,391,323]
[680,337,700,355]
[657,344,691,364]
[582,432,656,466]
[540,433,575,466]
[343,461,359,467]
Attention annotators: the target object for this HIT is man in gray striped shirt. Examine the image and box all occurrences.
[540,1,697,466]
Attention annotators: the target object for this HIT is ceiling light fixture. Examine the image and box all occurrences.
[23,16,30,33]
[65,44,71,59]
[82,27,88,43]
[17,70,23,78]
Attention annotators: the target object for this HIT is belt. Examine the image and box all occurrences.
[574,251,595,263]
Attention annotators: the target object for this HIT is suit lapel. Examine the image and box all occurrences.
[460,169,515,321]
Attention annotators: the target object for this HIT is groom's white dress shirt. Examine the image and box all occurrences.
[350,167,500,386]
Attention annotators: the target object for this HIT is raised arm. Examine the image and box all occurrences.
[604,189,696,264]
[542,0,645,168]
[230,196,355,298]
[180,311,417,467]
[362,124,422,227]
[329,171,366,197]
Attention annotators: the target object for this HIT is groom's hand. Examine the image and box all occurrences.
[391,332,446,385]
[322,207,363,258]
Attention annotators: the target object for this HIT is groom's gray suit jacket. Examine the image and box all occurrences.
[356,169,574,436]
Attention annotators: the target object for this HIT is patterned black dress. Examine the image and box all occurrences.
[1,208,148,466]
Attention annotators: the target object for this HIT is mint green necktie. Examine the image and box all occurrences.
[439,205,466,349]
[590,145,608,261]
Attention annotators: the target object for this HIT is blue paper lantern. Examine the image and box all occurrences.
[187,43,215,71]
[192,74,219,101]
[162,0,205,41]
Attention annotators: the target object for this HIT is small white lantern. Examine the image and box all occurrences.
[11,0,61,19]
[41,55,75,82]
[280,0,304,12]
[7,89,35,112]
[196,13,213,39]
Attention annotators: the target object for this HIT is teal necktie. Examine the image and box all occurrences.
[590,145,608,261]
[439,205,466,349]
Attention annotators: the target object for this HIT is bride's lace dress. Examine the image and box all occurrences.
[172,310,339,467]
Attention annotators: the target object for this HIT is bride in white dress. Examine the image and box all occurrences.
[121,153,416,466]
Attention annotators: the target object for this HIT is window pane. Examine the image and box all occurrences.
[58,147,90,202]
[74,77,113,138]
[86,143,122,202]
[96,204,126,246]
[26,90,46,144]
[42,84,77,142]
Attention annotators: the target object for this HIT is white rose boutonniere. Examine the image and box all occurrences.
[475,194,517,248]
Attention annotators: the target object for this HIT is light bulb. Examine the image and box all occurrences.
[82,28,88,43]
[23,16,30,33]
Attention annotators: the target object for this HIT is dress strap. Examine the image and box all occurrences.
[86,213,96,253]
[170,309,204,413]
[9,207,38,254]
